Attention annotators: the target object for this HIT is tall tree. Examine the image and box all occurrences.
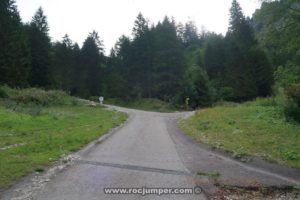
[132,13,149,39]
[204,33,226,82]
[28,7,51,87]
[79,31,105,97]
[130,13,154,98]
[225,0,272,100]
[253,0,300,67]
[183,21,200,47]
[228,0,256,48]
[105,42,130,99]
[180,65,213,108]
[152,17,186,101]
[0,0,31,87]
[50,34,77,91]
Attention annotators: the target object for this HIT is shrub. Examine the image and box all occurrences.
[0,86,78,107]
[10,88,71,106]
[0,87,7,98]
[2,99,19,111]
[285,84,300,105]
[252,97,276,107]
[89,96,100,102]
[218,87,235,101]
[274,64,300,88]
[284,84,300,122]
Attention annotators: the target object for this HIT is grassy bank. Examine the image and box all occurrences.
[0,87,127,188]
[105,98,179,112]
[179,99,300,168]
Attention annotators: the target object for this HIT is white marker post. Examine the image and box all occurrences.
[99,96,104,105]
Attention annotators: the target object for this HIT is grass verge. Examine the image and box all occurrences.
[197,171,220,178]
[0,105,127,188]
[105,98,179,112]
[178,99,300,168]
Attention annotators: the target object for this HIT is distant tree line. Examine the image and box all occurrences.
[1,0,298,108]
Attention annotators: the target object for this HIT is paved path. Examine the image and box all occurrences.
[2,105,299,200]
[29,106,206,200]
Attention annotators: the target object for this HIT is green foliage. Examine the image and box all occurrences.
[0,86,8,98]
[0,0,31,87]
[0,1,286,108]
[203,33,225,80]
[274,64,300,88]
[0,86,77,107]
[108,15,186,102]
[253,0,300,67]
[273,63,300,122]
[28,7,51,87]
[217,87,235,101]
[180,66,213,108]
[223,0,273,101]
[183,21,200,46]
[77,31,105,97]
[284,84,300,122]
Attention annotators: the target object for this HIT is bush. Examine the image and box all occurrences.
[252,97,276,107]
[11,88,71,106]
[285,84,300,105]
[218,87,235,101]
[284,84,300,122]
[274,64,300,88]
[0,86,8,98]
[180,66,214,108]
[0,86,77,107]
[89,96,100,102]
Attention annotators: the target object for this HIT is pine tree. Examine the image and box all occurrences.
[225,0,272,100]
[204,33,226,81]
[183,21,199,47]
[132,13,149,39]
[79,31,105,97]
[152,17,185,101]
[0,0,31,87]
[228,0,255,49]
[180,65,213,108]
[109,36,133,99]
[28,7,51,87]
[130,13,153,98]
[49,34,76,91]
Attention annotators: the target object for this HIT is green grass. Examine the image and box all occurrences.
[179,99,300,168]
[197,171,221,178]
[105,98,179,112]
[0,105,127,188]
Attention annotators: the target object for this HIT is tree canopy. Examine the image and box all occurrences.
[1,0,295,108]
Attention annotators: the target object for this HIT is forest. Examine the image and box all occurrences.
[0,0,299,120]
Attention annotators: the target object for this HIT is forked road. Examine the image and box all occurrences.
[3,105,299,200]
[30,106,206,200]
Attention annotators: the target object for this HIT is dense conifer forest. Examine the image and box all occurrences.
[1,0,299,115]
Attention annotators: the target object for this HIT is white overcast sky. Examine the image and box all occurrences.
[15,0,261,53]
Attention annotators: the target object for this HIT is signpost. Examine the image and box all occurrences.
[99,96,104,105]
[185,97,190,110]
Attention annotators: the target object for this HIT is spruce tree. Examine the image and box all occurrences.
[225,0,272,100]
[183,21,199,47]
[28,7,51,87]
[79,31,105,97]
[131,13,153,98]
[152,17,185,101]
[0,0,31,87]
